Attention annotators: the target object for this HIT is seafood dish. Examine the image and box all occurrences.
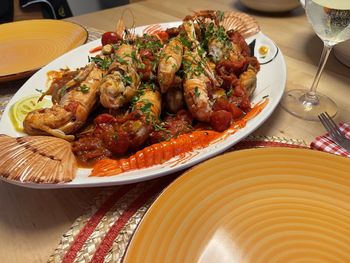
[0,10,285,186]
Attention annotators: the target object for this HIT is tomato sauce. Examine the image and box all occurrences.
[90,98,268,176]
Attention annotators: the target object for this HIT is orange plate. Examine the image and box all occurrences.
[0,19,87,82]
[124,147,350,262]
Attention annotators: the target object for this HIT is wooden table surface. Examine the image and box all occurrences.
[1,0,350,262]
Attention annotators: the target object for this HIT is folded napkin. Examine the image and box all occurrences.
[310,122,350,158]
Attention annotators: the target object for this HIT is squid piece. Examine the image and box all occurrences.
[99,44,141,109]
[157,38,183,93]
[23,64,104,141]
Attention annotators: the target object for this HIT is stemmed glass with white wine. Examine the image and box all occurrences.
[281,0,350,121]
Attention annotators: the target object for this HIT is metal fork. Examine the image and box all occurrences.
[318,112,350,151]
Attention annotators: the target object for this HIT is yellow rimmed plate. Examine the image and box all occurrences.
[124,147,350,262]
[0,19,87,82]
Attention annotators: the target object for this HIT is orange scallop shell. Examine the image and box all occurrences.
[190,10,260,38]
[0,134,77,184]
[221,10,260,38]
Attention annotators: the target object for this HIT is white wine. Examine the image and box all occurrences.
[281,0,348,120]
[305,0,350,46]
[312,0,350,10]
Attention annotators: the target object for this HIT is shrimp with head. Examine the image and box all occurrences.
[99,43,141,109]
[181,21,218,122]
[23,63,104,141]
[157,37,184,93]
[72,83,162,163]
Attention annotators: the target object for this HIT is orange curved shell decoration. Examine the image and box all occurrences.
[0,134,77,183]
[143,10,260,38]
[221,10,260,38]
[191,10,260,38]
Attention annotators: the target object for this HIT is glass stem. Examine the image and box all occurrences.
[306,44,333,101]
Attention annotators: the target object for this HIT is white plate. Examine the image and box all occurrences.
[0,22,286,188]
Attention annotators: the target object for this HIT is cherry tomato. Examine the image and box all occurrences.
[230,103,244,119]
[94,114,116,125]
[156,31,169,42]
[240,96,251,113]
[213,97,244,119]
[233,84,246,97]
[101,31,122,46]
[210,110,232,132]
[102,129,130,155]
[213,97,231,112]
[139,48,154,60]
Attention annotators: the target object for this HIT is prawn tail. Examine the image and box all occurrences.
[91,130,220,177]
[91,159,122,177]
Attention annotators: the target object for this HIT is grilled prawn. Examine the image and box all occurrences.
[23,64,104,141]
[157,38,184,93]
[72,84,162,163]
[182,21,214,122]
[99,44,141,109]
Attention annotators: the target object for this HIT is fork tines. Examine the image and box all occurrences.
[318,112,350,151]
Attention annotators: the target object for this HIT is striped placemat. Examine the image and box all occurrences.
[48,136,307,263]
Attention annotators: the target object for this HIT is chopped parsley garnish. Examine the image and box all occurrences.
[138,63,146,69]
[153,122,168,132]
[131,50,138,63]
[173,44,182,52]
[182,56,204,77]
[60,86,68,97]
[194,86,200,97]
[121,75,133,86]
[165,54,172,61]
[139,100,155,123]
[226,87,233,97]
[216,11,225,22]
[89,56,112,70]
[179,32,192,49]
[197,46,205,57]
[140,101,153,113]
[135,35,162,53]
[151,60,158,72]
[115,55,127,64]
[147,83,157,92]
[201,22,231,52]
[77,84,90,93]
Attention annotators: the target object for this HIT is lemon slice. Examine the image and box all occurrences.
[9,95,52,132]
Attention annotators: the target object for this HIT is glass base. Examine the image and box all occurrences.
[281,89,337,121]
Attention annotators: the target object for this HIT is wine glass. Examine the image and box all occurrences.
[281,0,350,121]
